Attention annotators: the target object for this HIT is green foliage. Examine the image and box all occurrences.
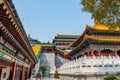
[81,0,120,30]
[0,0,3,4]
[104,76,118,80]
[54,70,59,79]
[39,66,47,77]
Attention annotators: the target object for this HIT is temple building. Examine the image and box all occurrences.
[68,23,120,59]
[31,23,120,79]
[0,0,37,80]
[2,0,120,80]
[53,34,79,52]
[31,34,80,78]
[58,23,120,80]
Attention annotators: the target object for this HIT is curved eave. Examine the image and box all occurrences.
[67,36,88,56]
[69,25,92,47]
[0,0,37,64]
[86,35,120,42]
[53,34,80,43]
[53,39,76,42]
[67,35,120,56]
[41,44,55,47]
[55,48,64,55]
[33,43,55,48]
[56,34,80,37]
[69,25,120,47]
[55,48,68,55]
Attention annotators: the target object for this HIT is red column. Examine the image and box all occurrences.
[82,52,84,58]
[26,67,29,80]
[65,55,68,59]
[20,66,24,80]
[0,67,1,79]
[91,49,94,58]
[114,49,117,57]
[28,64,34,79]
[64,55,66,59]
[98,49,101,57]
[9,61,17,80]
[52,48,54,53]
[88,52,90,57]
[45,48,47,53]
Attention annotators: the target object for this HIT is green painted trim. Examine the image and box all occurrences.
[0,52,3,57]
[0,45,2,49]
[0,0,3,4]
[56,48,67,53]
[57,36,80,39]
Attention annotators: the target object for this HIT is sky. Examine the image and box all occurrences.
[13,0,94,42]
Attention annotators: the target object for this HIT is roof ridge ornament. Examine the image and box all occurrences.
[93,21,109,30]
[93,21,120,31]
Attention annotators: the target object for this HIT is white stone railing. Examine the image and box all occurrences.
[58,55,120,75]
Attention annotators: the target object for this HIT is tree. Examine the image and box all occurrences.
[39,66,47,77]
[81,0,120,30]
[54,70,59,79]
[104,76,118,80]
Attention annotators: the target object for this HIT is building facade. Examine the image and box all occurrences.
[31,34,80,78]
[0,0,37,80]
[58,23,120,80]
[53,34,79,52]
[31,43,56,78]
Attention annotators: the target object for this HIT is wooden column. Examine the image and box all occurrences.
[98,49,101,57]
[28,64,34,79]
[114,49,117,57]
[0,67,1,79]
[87,51,91,58]
[91,49,94,58]
[9,61,16,80]
[20,66,24,80]
[64,55,66,59]
[52,48,54,53]
[44,48,47,53]
[26,67,29,80]
[82,52,84,58]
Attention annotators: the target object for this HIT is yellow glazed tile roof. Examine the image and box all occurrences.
[94,22,119,31]
[85,35,120,42]
[32,43,55,56]
[64,52,69,55]
[70,23,120,47]
[32,44,41,56]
